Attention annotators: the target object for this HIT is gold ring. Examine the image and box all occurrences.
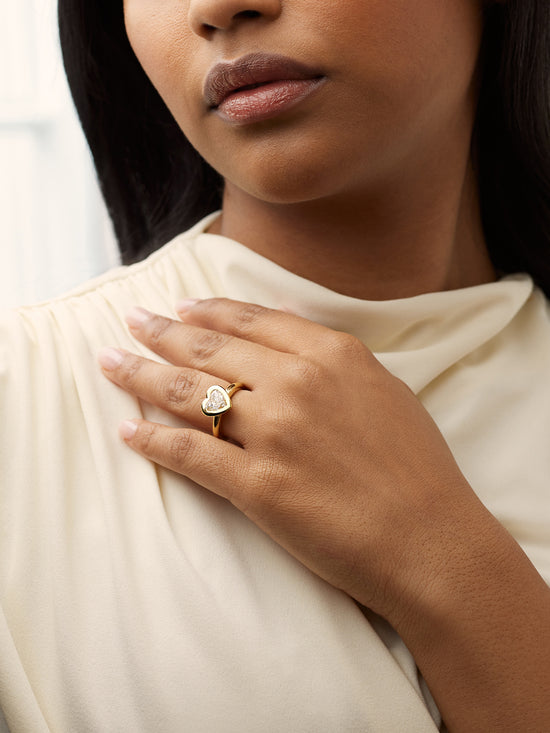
[201,383,245,438]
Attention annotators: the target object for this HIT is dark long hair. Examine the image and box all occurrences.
[58,0,223,263]
[58,1,550,296]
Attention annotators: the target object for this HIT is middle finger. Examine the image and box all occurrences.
[125,307,278,387]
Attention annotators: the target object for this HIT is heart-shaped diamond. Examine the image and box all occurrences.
[201,385,231,416]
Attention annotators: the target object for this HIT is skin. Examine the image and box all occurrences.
[123,0,495,298]
[99,0,550,730]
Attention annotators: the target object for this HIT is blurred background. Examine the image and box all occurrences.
[0,0,119,308]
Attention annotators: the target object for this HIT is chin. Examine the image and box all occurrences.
[225,157,351,206]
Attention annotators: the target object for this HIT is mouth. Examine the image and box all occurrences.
[204,52,326,125]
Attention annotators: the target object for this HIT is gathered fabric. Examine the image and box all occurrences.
[0,214,548,732]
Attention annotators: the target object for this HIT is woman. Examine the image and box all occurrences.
[0,0,548,731]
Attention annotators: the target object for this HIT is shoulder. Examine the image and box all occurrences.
[22,213,217,312]
[1,213,219,337]
[0,214,220,389]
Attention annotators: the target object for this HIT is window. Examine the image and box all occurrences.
[0,0,119,309]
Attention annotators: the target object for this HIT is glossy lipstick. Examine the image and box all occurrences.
[204,53,326,125]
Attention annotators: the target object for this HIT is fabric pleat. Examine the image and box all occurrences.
[0,214,548,732]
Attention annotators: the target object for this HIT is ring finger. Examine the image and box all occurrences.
[97,347,254,442]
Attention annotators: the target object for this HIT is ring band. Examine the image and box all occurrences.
[201,383,245,438]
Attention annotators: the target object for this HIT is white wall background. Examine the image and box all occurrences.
[0,0,119,308]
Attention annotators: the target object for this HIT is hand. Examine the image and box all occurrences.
[98,298,482,625]
[99,298,550,731]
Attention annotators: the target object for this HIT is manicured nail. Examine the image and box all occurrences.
[97,347,125,370]
[175,298,201,314]
[119,420,138,440]
[125,306,153,328]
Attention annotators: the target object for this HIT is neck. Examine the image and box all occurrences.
[211,139,496,302]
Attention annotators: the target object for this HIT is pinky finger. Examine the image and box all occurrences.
[119,419,250,506]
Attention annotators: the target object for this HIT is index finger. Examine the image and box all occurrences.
[175,298,335,354]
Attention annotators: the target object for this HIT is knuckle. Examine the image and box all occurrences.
[136,421,157,452]
[190,330,228,363]
[118,354,144,387]
[167,430,192,466]
[234,302,265,330]
[253,396,304,453]
[327,330,366,362]
[162,370,199,409]
[287,356,323,388]
[146,316,172,349]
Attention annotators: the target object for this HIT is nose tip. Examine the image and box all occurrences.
[188,0,282,37]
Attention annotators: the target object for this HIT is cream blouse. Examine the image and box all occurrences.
[0,214,548,732]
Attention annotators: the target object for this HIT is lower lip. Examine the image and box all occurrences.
[214,77,326,125]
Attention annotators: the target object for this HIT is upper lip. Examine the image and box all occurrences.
[204,53,324,108]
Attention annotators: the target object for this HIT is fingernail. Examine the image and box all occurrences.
[119,420,138,440]
[175,298,200,314]
[98,347,125,370]
[125,306,153,328]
